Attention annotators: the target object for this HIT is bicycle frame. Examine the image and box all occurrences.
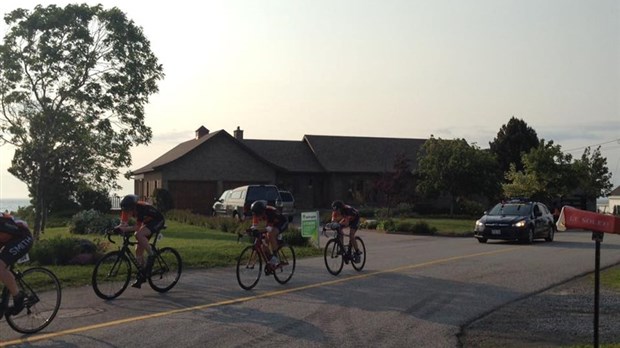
[108,230,163,271]
[247,230,272,266]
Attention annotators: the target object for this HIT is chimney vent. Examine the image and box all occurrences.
[234,126,244,140]
[195,126,209,139]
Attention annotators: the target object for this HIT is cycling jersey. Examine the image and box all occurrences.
[0,213,34,265]
[332,204,360,229]
[120,201,165,233]
[252,205,288,233]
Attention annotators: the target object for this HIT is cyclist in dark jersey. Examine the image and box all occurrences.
[0,213,34,315]
[331,200,362,262]
[250,200,288,267]
[114,195,165,288]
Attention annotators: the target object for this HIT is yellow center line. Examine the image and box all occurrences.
[1,246,519,346]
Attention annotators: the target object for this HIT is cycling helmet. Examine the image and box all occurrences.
[250,200,266,215]
[120,194,139,211]
[331,200,345,211]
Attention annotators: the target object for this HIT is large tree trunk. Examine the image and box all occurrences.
[33,163,47,239]
[33,196,44,240]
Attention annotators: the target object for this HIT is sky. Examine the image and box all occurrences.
[0,0,619,199]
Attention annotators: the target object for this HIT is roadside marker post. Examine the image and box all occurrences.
[557,206,620,348]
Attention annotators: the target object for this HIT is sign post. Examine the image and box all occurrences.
[557,206,620,348]
[301,211,320,248]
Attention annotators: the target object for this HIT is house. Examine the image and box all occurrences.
[131,126,427,214]
[608,186,620,215]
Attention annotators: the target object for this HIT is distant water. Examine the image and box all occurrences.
[0,198,30,213]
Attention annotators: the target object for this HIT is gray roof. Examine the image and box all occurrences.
[242,140,324,173]
[303,135,425,173]
[609,186,620,197]
[132,129,427,175]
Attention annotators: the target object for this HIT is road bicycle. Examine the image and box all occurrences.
[92,226,182,300]
[0,256,61,333]
[236,228,296,290]
[322,223,366,275]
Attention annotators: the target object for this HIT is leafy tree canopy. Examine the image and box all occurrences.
[417,136,501,214]
[572,146,613,199]
[489,116,540,174]
[0,4,164,234]
[503,139,575,202]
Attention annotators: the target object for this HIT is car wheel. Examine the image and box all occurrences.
[523,228,534,244]
[476,237,487,244]
[545,226,555,242]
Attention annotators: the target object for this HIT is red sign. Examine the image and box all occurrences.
[556,206,620,234]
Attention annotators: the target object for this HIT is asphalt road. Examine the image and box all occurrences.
[2,230,620,347]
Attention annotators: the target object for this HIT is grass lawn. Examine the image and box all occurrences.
[396,217,476,236]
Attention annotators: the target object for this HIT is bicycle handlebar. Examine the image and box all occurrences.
[106,231,117,244]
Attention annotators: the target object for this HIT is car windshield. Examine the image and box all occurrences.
[488,203,532,216]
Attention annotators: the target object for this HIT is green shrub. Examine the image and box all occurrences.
[389,220,437,234]
[395,220,414,232]
[282,226,309,247]
[166,209,242,234]
[381,219,396,232]
[69,209,117,235]
[30,237,104,265]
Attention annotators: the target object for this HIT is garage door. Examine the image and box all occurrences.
[168,181,217,215]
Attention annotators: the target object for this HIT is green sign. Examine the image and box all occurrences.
[301,211,319,242]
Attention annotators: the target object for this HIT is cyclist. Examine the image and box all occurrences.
[0,213,34,315]
[114,195,165,288]
[331,200,362,263]
[250,200,288,268]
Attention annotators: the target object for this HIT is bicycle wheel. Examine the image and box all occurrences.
[324,239,344,276]
[92,251,131,300]
[273,244,296,284]
[351,236,366,271]
[7,267,61,334]
[148,247,182,292]
[236,246,261,290]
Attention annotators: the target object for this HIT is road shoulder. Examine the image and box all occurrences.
[459,265,620,347]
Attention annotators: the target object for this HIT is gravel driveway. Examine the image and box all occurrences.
[459,265,620,347]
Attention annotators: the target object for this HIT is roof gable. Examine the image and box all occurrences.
[609,186,620,197]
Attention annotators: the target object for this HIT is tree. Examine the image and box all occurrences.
[0,4,164,237]
[502,140,575,202]
[374,153,415,216]
[77,188,112,213]
[489,117,540,174]
[416,137,501,214]
[572,146,613,201]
